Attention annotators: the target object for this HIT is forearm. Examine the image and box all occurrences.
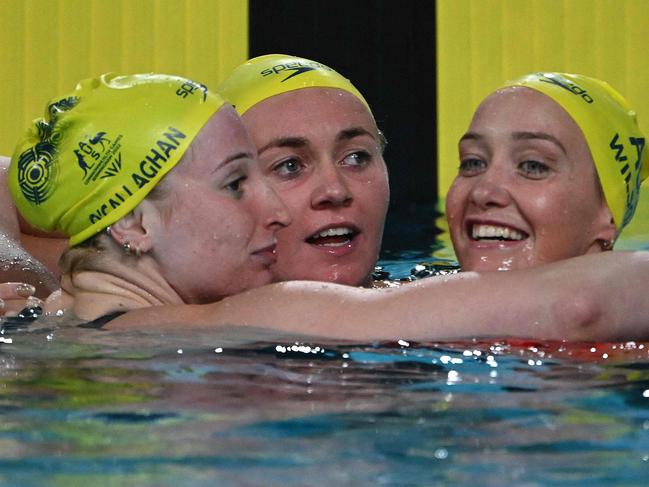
[1,156,64,295]
[0,233,60,297]
[212,251,649,341]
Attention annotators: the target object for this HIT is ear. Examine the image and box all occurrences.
[589,205,617,253]
[107,200,160,254]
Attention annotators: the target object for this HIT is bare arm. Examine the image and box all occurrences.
[0,156,61,297]
[107,251,649,342]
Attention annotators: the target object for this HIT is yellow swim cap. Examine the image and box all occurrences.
[217,53,369,115]
[9,73,225,246]
[502,72,647,231]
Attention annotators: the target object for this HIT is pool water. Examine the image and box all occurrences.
[2,196,649,486]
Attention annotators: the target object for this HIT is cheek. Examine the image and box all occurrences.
[356,171,390,206]
[445,183,467,222]
[527,190,577,226]
[272,188,310,235]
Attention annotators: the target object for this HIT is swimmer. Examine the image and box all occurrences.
[218,54,389,286]
[9,72,649,342]
[446,72,647,271]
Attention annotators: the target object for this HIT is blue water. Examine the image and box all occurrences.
[2,198,649,486]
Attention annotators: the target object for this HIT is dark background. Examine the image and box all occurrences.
[249,0,437,211]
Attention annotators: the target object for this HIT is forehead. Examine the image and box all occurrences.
[469,87,585,141]
[242,87,377,138]
[174,104,253,174]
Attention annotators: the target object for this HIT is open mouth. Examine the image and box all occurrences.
[470,223,527,242]
[306,227,358,247]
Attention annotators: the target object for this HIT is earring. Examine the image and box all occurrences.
[122,241,144,257]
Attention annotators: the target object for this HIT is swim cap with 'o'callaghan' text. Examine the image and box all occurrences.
[502,72,647,231]
[217,54,370,115]
[9,73,225,246]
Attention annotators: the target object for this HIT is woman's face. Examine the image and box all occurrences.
[150,105,290,303]
[446,87,615,272]
[242,88,390,286]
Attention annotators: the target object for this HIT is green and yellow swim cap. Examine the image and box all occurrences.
[502,72,647,231]
[9,73,225,246]
[217,53,369,115]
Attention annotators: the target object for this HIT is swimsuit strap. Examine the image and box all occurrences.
[79,310,127,330]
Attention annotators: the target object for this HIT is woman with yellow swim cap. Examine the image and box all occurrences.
[9,73,292,313]
[446,72,647,271]
[217,54,389,287]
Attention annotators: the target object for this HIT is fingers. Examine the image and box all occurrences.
[0,282,36,300]
[0,282,41,317]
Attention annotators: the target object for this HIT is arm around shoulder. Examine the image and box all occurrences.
[104,251,649,342]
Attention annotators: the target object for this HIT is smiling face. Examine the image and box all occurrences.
[148,105,291,303]
[445,87,616,272]
[242,88,390,286]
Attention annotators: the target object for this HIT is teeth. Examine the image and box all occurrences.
[315,227,353,238]
[472,224,524,241]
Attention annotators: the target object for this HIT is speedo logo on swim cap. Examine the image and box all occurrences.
[539,74,594,104]
[176,79,208,102]
[260,60,334,82]
[73,131,124,185]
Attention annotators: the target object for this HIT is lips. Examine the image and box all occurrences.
[469,223,528,242]
[252,243,278,265]
[305,225,359,247]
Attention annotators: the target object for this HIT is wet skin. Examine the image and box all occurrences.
[446,87,616,272]
[242,88,390,286]
[144,106,291,303]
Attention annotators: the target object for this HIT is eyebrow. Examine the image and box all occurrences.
[512,131,567,154]
[336,127,375,143]
[213,151,254,172]
[257,127,377,155]
[258,136,308,154]
[459,131,567,154]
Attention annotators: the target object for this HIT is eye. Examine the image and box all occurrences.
[519,159,550,179]
[225,175,247,197]
[458,158,486,176]
[342,151,371,166]
[272,157,303,179]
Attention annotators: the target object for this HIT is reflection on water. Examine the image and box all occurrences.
[1,323,649,485]
[2,194,649,485]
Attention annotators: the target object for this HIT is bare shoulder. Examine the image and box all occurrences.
[104,303,216,329]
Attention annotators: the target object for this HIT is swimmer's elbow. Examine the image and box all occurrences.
[551,288,605,341]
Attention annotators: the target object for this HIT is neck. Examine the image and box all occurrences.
[57,253,184,321]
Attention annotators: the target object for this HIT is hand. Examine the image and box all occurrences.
[0,282,43,317]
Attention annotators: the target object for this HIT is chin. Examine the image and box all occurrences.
[272,267,368,286]
[322,268,370,287]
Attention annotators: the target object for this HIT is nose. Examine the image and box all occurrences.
[469,167,512,209]
[259,182,292,230]
[310,164,353,209]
